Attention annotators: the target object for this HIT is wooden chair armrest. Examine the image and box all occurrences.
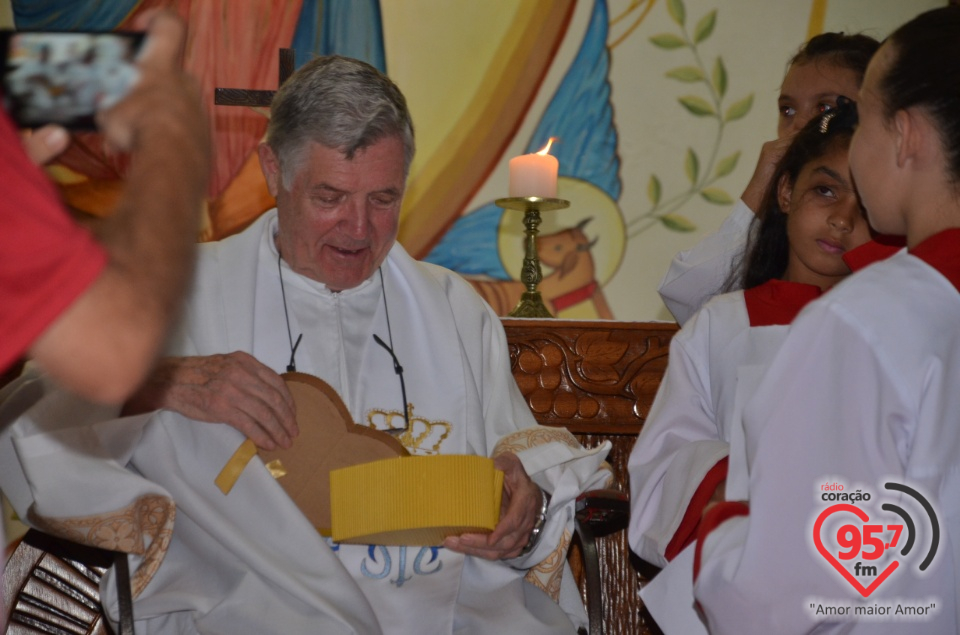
[574,488,629,635]
[4,529,135,635]
[575,489,629,537]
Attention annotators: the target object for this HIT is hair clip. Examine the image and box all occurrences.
[820,96,857,133]
[819,110,838,133]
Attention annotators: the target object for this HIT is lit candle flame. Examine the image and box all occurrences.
[536,138,556,156]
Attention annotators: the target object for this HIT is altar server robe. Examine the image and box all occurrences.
[628,278,817,568]
[695,231,960,634]
[657,200,752,325]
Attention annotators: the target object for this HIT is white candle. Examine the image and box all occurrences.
[508,139,558,198]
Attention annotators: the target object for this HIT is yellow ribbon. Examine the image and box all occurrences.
[214,439,259,494]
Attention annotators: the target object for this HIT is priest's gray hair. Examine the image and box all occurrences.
[266,55,415,189]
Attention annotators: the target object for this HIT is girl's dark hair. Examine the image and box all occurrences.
[730,100,859,290]
[790,32,880,84]
[882,6,960,182]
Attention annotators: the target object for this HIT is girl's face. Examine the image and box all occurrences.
[779,145,872,290]
[849,44,904,236]
[778,61,861,138]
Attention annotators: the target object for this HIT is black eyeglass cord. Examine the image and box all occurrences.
[373,267,410,431]
[275,256,407,430]
[277,250,303,372]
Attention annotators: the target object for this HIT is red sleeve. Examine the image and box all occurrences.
[0,111,107,371]
[664,456,728,561]
[692,500,750,581]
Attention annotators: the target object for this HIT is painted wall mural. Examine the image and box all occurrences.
[627,0,753,238]
[5,0,943,321]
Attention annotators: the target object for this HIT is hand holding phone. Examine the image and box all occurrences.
[20,124,70,165]
[1,30,144,130]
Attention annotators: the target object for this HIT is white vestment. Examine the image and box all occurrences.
[628,282,795,569]
[0,210,611,635]
[695,235,960,634]
[630,279,823,635]
[657,200,752,326]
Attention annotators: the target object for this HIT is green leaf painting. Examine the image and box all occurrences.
[667,0,686,26]
[647,175,662,206]
[684,148,699,184]
[693,10,716,43]
[700,188,734,205]
[724,94,754,122]
[660,213,697,232]
[678,96,715,117]
[666,66,705,82]
[649,33,686,49]
[714,151,740,178]
[712,57,727,98]
[629,0,755,239]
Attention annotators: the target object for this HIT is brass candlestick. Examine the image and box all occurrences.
[495,196,571,318]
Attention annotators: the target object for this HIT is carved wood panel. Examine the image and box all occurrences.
[503,319,676,435]
[503,319,677,635]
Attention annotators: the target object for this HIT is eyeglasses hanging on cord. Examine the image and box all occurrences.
[276,255,408,433]
[277,250,303,372]
[373,267,410,433]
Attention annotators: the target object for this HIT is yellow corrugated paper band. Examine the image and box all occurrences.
[215,439,258,494]
[331,455,504,546]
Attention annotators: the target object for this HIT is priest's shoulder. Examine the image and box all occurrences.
[416,258,490,310]
[195,210,275,266]
[387,242,489,310]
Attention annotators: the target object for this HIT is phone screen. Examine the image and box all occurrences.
[0,30,144,130]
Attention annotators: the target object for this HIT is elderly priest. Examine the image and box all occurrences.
[0,55,611,635]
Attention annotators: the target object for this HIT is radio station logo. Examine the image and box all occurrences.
[812,480,939,600]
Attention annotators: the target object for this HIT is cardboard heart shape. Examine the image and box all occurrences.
[813,503,899,597]
[257,372,408,535]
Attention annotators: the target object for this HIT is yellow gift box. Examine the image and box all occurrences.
[330,455,504,546]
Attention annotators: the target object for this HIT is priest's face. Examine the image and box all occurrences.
[260,136,405,291]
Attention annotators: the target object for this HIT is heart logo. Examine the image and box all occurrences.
[813,504,899,597]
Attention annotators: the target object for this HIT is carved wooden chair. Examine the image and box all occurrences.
[4,506,636,635]
[504,318,676,635]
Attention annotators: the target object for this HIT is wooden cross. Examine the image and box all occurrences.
[214,48,295,107]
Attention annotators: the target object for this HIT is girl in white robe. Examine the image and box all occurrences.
[658,33,879,325]
[630,100,888,571]
[694,8,960,633]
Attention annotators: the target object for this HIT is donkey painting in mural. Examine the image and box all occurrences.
[468,218,614,319]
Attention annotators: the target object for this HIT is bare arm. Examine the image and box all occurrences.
[28,11,211,404]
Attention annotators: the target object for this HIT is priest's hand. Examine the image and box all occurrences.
[122,352,298,450]
[443,452,542,560]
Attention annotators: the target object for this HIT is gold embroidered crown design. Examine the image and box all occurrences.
[366,404,451,455]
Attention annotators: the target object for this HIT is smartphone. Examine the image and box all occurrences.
[0,30,144,130]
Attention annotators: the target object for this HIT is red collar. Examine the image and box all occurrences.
[743,279,822,327]
[743,237,904,327]
[842,236,904,272]
[910,228,960,293]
